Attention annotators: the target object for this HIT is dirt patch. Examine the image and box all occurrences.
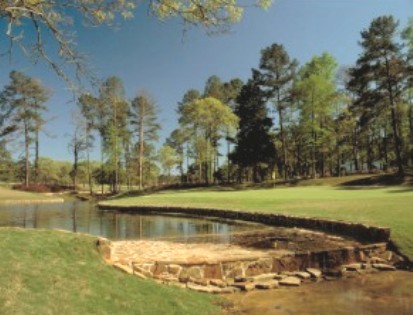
[228,228,360,252]
[225,271,413,315]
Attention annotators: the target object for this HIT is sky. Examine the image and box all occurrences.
[0,0,412,162]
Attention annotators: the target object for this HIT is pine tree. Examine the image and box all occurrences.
[348,16,409,174]
[0,71,50,186]
[130,91,160,190]
[231,76,276,183]
[258,43,298,179]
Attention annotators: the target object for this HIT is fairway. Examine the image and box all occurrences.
[103,185,413,260]
[0,186,62,203]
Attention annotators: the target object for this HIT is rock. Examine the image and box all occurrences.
[167,264,182,276]
[306,268,322,278]
[220,287,238,294]
[274,274,288,280]
[204,265,223,279]
[279,276,301,286]
[255,280,279,290]
[231,282,255,291]
[343,263,362,271]
[210,279,227,288]
[113,263,133,275]
[193,278,209,286]
[234,276,249,283]
[361,263,372,270]
[294,272,311,280]
[133,265,153,278]
[358,251,368,262]
[370,257,388,264]
[247,273,277,282]
[187,283,222,294]
[155,273,179,282]
[133,271,148,279]
[186,266,203,279]
[372,263,396,271]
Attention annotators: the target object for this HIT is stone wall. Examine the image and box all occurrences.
[98,204,391,243]
[98,237,402,294]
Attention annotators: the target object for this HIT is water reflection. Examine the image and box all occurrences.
[0,199,256,242]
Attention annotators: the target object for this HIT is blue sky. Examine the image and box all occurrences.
[0,0,412,162]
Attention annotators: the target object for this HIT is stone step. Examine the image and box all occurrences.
[305,268,322,278]
[187,283,222,294]
[231,282,255,291]
[255,280,279,290]
[294,271,312,280]
[279,276,301,286]
[246,273,278,282]
[372,263,396,271]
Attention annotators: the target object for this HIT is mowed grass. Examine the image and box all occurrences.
[103,180,413,260]
[0,228,219,315]
[0,186,58,202]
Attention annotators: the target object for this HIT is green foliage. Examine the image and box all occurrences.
[231,78,276,182]
[294,52,338,177]
[0,71,50,186]
[1,0,272,82]
[348,15,409,174]
[130,91,160,189]
[179,96,239,183]
[258,43,297,179]
[159,144,181,178]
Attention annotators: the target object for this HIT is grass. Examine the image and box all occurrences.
[102,175,413,260]
[0,186,59,202]
[0,228,219,315]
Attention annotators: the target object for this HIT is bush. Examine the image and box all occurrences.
[12,184,73,193]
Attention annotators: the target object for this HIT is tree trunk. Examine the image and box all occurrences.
[73,144,78,190]
[278,106,288,181]
[385,58,404,175]
[24,120,30,187]
[34,128,39,184]
[311,90,316,178]
[409,105,413,166]
[139,117,144,190]
[87,148,93,194]
[100,137,104,195]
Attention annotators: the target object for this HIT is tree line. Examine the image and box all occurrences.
[166,15,413,183]
[0,15,411,191]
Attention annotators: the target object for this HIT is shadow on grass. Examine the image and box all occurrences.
[338,174,413,187]
[109,173,413,199]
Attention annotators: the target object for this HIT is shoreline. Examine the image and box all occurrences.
[0,198,65,205]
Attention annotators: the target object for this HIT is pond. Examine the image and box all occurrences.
[0,198,260,241]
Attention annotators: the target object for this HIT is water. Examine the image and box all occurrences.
[0,199,258,241]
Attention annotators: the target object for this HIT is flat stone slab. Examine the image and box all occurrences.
[110,240,278,266]
[279,276,301,286]
[295,271,312,280]
[372,263,396,271]
[255,280,279,289]
[306,268,322,278]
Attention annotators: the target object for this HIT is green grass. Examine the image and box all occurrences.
[102,177,413,260]
[0,186,59,202]
[0,228,219,315]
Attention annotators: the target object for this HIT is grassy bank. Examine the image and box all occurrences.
[101,176,413,260]
[0,186,62,203]
[0,229,219,315]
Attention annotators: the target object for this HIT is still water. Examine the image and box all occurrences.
[0,199,258,241]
